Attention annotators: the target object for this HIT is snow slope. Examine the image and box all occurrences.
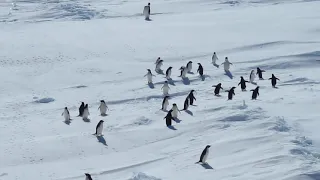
[1,0,320,179]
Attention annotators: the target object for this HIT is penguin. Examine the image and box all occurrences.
[182,97,189,110]
[249,70,256,83]
[226,87,236,100]
[186,61,193,73]
[251,86,260,100]
[85,173,93,180]
[269,74,280,88]
[196,145,211,164]
[143,2,151,20]
[212,52,219,68]
[94,120,104,136]
[155,57,161,64]
[179,66,188,78]
[144,69,155,84]
[98,100,108,116]
[188,90,196,105]
[161,96,170,111]
[78,102,85,116]
[238,76,249,91]
[82,104,90,120]
[161,81,170,95]
[256,67,265,80]
[164,110,174,127]
[221,57,233,71]
[155,59,163,72]
[61,107,71,121]
[165,66,172,79]
[197,63,204,78]
[212,83,223,96]
[171,103,181,119]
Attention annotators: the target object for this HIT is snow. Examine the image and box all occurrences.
[1,0,320,179]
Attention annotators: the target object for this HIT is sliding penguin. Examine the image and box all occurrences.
[155,59,163,72]
[196,145,211,164]
[188,90,196,105]
[249,70,256,83]
[182,97,189,110]
[269,74,280,88]
[82,104,90,120]
[85,173,93,180]
[171,103,181,119]
[143,2,151,20]
[165,66,172,79]
[179,66,188,78]
[62,107,71,121]
[161,81,170,95]
[161,96,169,111]
[226,87,236,100]
[197,63,204,78]
[251,86,260,100]
[164,110,174,127]
[212,83,223,96]
[238,76,249,91]
[78,102,85,116]
[221,57,233,71]
[98,100,108,116]
[186,61,193,73]
[212,52,219,68]
[256,67,265,80]
[144,69,155,84]
[94,120,104,136]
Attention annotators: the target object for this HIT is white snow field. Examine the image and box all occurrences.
[1,0,320,179]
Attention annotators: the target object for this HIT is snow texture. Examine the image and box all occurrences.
[1,0,320,180]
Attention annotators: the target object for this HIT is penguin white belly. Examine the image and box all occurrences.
[63,111,70,121]
[96,124,103,136]
[182,69,187,78]
[212,56,217,64]
[250,72,256,82]
[187,64,192,72]
[166,70,171,79]
[100,104,107,115]
[202,149,209,163]
[143,6,150,19]
[162,86,169,95]
[171,108,178,118]
[82,109,89,120]
[147,73,152,83]
[155,62,162,70]
[224,63,230,71]
[163,100,169,110]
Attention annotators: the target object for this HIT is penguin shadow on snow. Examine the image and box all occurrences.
[148,82,155,89]
[96,135,107,146]
[167,125,177,130]
[173,117,182,123]
[251,82,258,85]
[182,77,190,85]
[83,118,90,123]
[64,120,71,125]
[184,109,193,116]
[155,69,164,75]
[224,70,233,79]
[167,78,176,86]
[200,163,214,169]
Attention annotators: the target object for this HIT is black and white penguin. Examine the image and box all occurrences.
[155,59,163,72]
[179,66,188,78]
[85,173,93,180]
[144,69,155,84]
[161,96,169,111]
[269,74,280,88]
[221,57,233,71]
[186,61,193,73]
[212,83,223,96]
[226,87,236,100]
[143,2,151,20]
[250,86,260,100]
[188,90,196,105]
[98,100,108,116]
[78,102,85,116]
[249,70,256,83]
[62,107,71,121]
[165,66,172,79]
[171,103,181,119]
[155,57,161,64]
[182,97,189,110]
[161,81,170,95]
[164,109,174,127]
[94,120,104,136]
[212,52,219,68]
[82,104,90,120]
[256,67,265,80]
[196,145,211,164]
[238,76,249,91]
[197,63,204,78]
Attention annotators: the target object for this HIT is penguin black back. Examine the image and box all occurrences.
[197,63,203,76]
[85,173,93,180]
[164,109,174,126]
[238,76,248,91]
[251,86,260,100]
[213,83,223,95]
[79,102,85,116]
[188,90,196,105]
[197,145,211,163]
[227,87,236,100]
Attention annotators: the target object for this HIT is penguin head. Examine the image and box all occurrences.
[206,145,211,148]
[85,104,88,107]
[256,86,260,89]
[164,95,170,99]
[100,120,104,122]
[231,87,236,90]
[197,63,201,65]
[218,83,221,86]
[147,69,151,72]
[164,81,168,84]
[64,107,68,110]
[240,76,244,79]
[173,103,177,106]
[81,102,84,105]
[100,100,105,103]
[214,52,216,54]
[179,66,185,70]
[190,89,195,93]
[157,57,160,60]
[168,66,172,69]
[159,60,163,63]
[188,61,192,64]
[85,173,92,178]
[225,57,228,60]
[148,2,150,5]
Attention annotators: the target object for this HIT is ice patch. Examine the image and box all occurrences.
[128,172,162,180]
[133,116,153,126]
[34,97,55,103]
[291,136,313,147]
[269,117,290,132]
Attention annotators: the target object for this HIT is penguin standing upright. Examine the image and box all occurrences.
[256,67,265,80]
[143,2,151,20]
[186,61,193,73]
[85,173,93,180]
[212,83,223,96]
[82,104,90,120]
[182,97,189,110]
[165,66,172,79]
[62,107,71,121]
[78,102,85,116]
[226,87,236,100]
[94,120,104,136]
[161,96,169,111]
[251,86,260,100]
[188,90,196,105]
[179,66,188,78]
[197,63,204,78]
[164,110,174,127]
[98,100,108,116]
[155,59,163,72]
[221,57,233,71]
[249,70,256,83]
[144,69,155,84]
[269,74,280,88]
[171,103,181,119]
[161,81,170,95]
[212,52,219,68]
[238,76,249,91]
[196,145,211,164]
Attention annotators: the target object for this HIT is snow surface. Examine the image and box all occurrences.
[1,0,320,179]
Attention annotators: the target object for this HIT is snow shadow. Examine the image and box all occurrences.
[155,69,164,75]
[145,18,152,21]
[200,163,214,169]
[201,75,205,81]
[173,118,182,123]
[64,120,71,125]
[96,135,107,146]
[167,125,177,130]
[188,72,194,74]
[101,113,108,117]
[34,97,55,103]
[82,118,90,122]
[292,172,320,180]
[182,77,190,85]
[251,82,257,85]
[167,78,176,86]
[148,82,155,89]
[218,114,249,122]
[224,70,233,79]
[213,63,219,68]
[185,110,193,116]
[71,85,87,89]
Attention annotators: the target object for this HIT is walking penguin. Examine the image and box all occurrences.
[82,104,90,121]
[256,67,265,80]
[161,96,170,111]
[165,66,172,79]
[212,52,219,68]
[226,87,236,100]
[182,97,189,110]
[164,109,174,127]
[144,69,155,84]
[171,103,181,119]
[197,63,204,80]
[98,100,108,116]
[238,76,249,91]
[251,86,260,100]
[78,102,85,116]
[143,2,151,20]
[93,120,104,136]
[186,61,193,73]
[196,145,211,164]
[188,90,196,105]
[221,57,233,72]
[161,81,170,95]
[212,83,223,96]
[62,107,71,121]
[269,74,280,88]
